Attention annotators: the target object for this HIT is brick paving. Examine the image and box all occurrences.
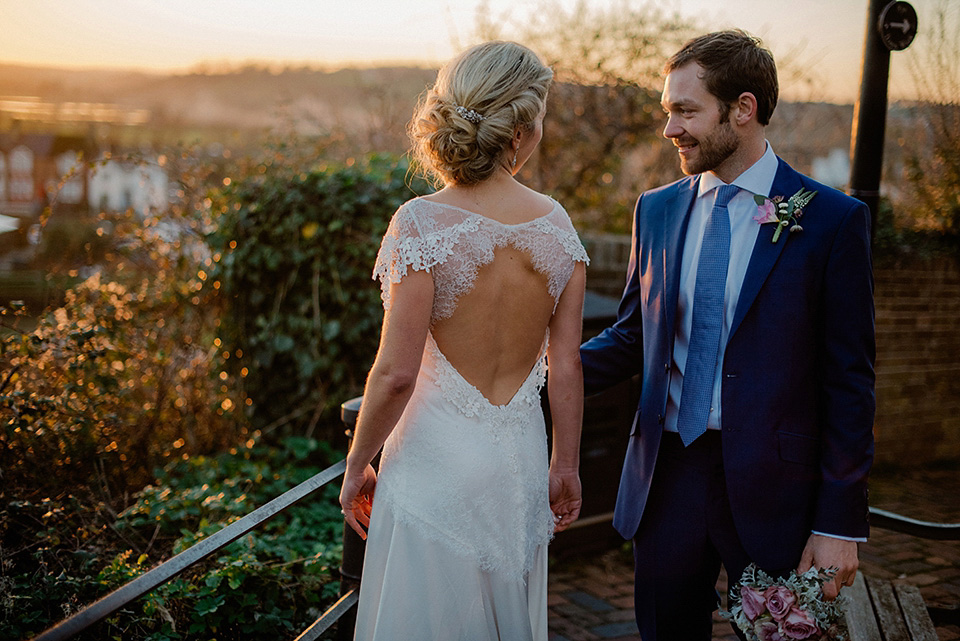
[547,463,960,640]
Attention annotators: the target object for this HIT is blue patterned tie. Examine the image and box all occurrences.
[676,184,739,446]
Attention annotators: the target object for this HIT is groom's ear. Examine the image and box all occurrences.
[733,92,759,126]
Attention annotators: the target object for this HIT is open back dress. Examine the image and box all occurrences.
[354,197,588,641]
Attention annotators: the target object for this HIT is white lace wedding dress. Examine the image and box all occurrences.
[353,197,588,641]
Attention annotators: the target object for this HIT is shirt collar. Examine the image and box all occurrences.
[697,141,778,200]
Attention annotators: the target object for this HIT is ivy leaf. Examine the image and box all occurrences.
[273,334,295,353]
[194,594,226,616]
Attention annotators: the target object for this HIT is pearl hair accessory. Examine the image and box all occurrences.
[455,105,485,124]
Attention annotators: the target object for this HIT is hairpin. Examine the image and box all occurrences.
[454,105,485,124]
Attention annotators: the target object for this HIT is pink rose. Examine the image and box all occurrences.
[754,618,786,641]
[781,607,821,640]
[754,199,779,224]
[741,585,768,621]
[764,585,798,621]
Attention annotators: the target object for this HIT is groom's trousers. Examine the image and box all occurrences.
[630,431,792,641]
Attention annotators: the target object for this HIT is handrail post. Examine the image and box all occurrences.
[336,396,365,641]
[848,0,919,242]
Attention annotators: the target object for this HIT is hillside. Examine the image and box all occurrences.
[4,63,907,190]
[0,63,438,132]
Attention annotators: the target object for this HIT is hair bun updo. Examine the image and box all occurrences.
[409,41,553,186]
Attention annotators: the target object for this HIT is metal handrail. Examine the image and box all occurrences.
[868,507,960,540]
[32,390,960,640]
[549,507,960,540]
[31,459,350,641]
[293,589,360,641]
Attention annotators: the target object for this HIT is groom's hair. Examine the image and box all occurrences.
[665,30,778,126]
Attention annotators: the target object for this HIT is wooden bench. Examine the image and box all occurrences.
[843,506,960,640]
[844,572,939,641]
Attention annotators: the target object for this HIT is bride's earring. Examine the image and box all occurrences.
[510,130,521,172]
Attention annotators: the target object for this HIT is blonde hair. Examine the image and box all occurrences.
[409,41,553,186]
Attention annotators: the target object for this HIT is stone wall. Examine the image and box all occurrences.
[581,233,960,466]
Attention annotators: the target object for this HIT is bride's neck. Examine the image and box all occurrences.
[446,166,518,198]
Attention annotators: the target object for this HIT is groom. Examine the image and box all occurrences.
[580,30,875,640]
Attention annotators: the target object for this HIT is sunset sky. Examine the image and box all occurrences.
[0,0,949,104]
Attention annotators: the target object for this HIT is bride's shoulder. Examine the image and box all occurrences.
[535,194,575,228]
[513,183,554,211]
[394,194,474,222]
[531,195,589,264]
[387,196,440,232]
[392,196,430,219]
[385,196,480,246]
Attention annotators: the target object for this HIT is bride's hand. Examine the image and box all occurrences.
[549,467,582,533]
[339,463,378,540]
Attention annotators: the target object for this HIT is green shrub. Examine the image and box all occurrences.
[2,147,418,640]
[0,150,257,638]
[207,153,432,439]
[35,215,113,270]
[1,245,241,501]
[1,437,344,641]
[872,196,960,266]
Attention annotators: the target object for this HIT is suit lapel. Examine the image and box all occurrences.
[663,177,699,340]
[729,159,803,339]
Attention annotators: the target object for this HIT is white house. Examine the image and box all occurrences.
[87,157,168,216]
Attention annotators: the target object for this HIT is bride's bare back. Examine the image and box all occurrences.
[432,245,555,405]
[372,185,588,406]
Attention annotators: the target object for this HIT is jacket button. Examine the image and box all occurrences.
[664,362,670,373]
[657,414,665,425]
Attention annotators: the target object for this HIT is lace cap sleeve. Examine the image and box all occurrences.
[550,203,590,265]
[372,202,433,311]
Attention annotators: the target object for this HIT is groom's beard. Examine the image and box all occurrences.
[677,119,739,176]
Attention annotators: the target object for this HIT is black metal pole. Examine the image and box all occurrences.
[848,0,892,241]
[336,396,365,641]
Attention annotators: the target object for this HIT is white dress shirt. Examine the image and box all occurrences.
[664,142,777,435]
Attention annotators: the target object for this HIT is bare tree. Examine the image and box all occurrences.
[901,0,960,233]
[473,0,697,231]
[470,1,840,232]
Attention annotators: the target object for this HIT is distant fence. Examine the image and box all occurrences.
[581,233,960,466]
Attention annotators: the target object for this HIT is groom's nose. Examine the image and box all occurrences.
[663,114,683,140]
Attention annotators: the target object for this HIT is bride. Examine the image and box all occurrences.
[339,40,588,641]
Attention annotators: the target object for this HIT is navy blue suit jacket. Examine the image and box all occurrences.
[580,158,876,570]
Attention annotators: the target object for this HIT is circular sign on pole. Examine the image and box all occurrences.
[878,1,918,51]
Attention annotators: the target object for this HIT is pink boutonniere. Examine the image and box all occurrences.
[753,188,817,243]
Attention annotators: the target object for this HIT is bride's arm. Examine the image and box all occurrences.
[546,262,586,532]
[340,269,434,539]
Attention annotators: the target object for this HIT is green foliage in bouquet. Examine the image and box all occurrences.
[723,563,847,641]
[207,153,432,439]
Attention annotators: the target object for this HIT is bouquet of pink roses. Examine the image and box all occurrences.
[722,563,847,641]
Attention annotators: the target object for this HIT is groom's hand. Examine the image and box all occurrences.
[549,468,582,533]
[797,533,859,600]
